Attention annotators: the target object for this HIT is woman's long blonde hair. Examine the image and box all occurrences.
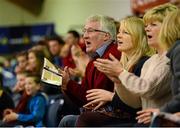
[119,16,150,71]
[159,9,180,50]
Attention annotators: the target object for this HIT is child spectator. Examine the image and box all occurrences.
[12,71,29,107]
[15,51,28,74]
[2,74,47,127]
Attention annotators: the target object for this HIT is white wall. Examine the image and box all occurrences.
[0,0,132,35]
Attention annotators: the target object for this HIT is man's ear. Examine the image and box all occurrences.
[104,33,111,41]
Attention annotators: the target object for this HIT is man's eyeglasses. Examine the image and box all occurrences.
[82,28,107,34]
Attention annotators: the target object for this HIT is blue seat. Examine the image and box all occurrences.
[45,94,64,127]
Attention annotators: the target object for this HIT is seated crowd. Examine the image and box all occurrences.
[0,3,180,127]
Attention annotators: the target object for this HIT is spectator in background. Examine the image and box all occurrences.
[13,73,26,93]
[15,51,28,74]
[60,30,81,69]
[46,35,65,68]
[32,39,52,62]
[70,44,90,78]
[60,30,87,83]
[63,30,90,78]
[3,72,31,122]
[26,49,44,75]
[12,72,29,107]
[2,74,47,127]
[0,90,14,121]
[26,48,60,95]
[2,57,16,90]
[0,75,14,120]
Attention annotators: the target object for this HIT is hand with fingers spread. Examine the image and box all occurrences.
[83,89,115,110]
[136,108,160,124]
[94,53,123,77]
[58,66,70,90]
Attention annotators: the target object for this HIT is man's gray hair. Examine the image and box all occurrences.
[86,14,117,41]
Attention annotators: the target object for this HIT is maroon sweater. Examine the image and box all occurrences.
[65,43,121,107]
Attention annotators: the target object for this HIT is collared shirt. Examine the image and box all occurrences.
[96,40,113,57]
